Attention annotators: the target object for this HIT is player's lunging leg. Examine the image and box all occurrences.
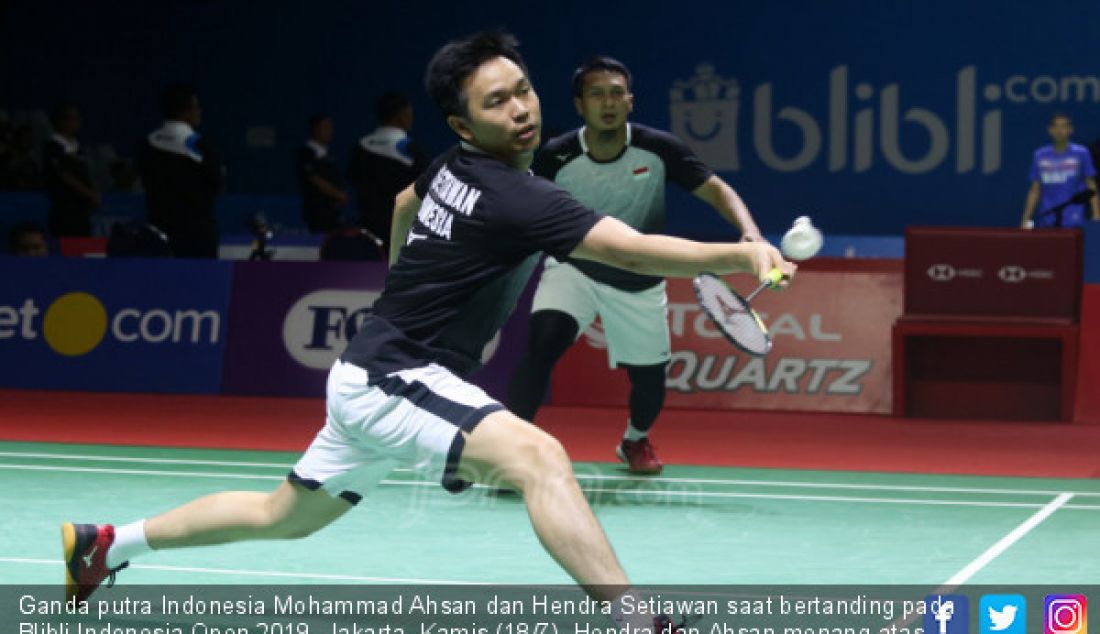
[458,410,629,594]
[62,482,351,602]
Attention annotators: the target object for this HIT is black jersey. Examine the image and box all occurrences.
[138,121,225,258]
[532,123,712,291]
[297,142,343,233]
[347,127,427,244]
[341,143,603,380]
[42,135,94,237]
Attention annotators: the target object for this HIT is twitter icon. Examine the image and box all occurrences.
[982,595,1027,634]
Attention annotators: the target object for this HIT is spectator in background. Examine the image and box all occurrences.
[296,114,347,233]
[43,104,99,236]
[8,221,49,256]
[0,120,43,190]
[109,159,140,193]
[347,91,426,247]
[1021,113,1099,229]
[139,84,225,258]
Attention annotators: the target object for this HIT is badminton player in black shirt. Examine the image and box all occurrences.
[64,32,793,625]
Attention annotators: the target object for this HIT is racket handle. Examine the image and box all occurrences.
[745,268,785,302]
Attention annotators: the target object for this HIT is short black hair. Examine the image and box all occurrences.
[308,113,330,132]
[1049,112,1072,126]
[161,83,198,119]
[50,103,79,129]
[8,220,45,252]
[424,31,528,118]
[572,56,632,97]
[376,92,410,123]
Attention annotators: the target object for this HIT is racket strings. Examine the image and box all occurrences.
[694,274,771,356]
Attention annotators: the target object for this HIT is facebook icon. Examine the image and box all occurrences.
[925,595,970,634]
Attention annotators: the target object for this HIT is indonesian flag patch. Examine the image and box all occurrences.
[632,166,650,179]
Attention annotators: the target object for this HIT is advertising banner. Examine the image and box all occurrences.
[221,261,535,400]
[1073,223,1100,424]
[550,260,903,413]
[904,227,1081,320]
[0,257,232,392]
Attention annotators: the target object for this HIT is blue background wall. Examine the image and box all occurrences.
[3,0,1099,236]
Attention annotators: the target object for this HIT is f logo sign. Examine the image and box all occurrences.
[928,264,956,282]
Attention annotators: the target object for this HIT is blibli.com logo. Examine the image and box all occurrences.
[0,292,222,356]
[671,63,1100,175]
[1046,595,1088,634]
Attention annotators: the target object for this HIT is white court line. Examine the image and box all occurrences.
[943,492,1075,586]
[883,492,1077,632]
[0,463,286,481]
[0,557,485,585]
[4,449,1100,497]
[572,473,1100,497]
[0,450,291,468]
[2,462,1097,510]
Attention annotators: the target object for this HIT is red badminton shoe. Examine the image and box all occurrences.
[616,438,663,474]
[62,522,128,603]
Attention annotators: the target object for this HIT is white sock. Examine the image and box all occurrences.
[623,420,648,442]
[107,520,151,568]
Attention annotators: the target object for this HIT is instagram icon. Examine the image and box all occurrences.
[1045,595,1088,634]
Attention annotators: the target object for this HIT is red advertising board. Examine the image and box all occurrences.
[904,227,1081,321]
[550,259,902,413]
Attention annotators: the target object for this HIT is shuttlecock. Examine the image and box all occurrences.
[780,216,823,261]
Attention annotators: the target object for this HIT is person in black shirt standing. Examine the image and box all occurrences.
[296,114,347,233]
[43,104,99,237]
[347,91,427,247]
[64,33,793,620]
[138,84,225,258]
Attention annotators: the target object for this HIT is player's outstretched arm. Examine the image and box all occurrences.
[693,175,764,242]
[1021,181,1040,229]
[571,216,793,283]
[389,184,422,265]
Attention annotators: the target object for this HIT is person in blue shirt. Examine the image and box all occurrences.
[1021,113,1099,229]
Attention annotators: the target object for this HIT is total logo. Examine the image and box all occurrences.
[0,292,222,357]
[282,289,501,371]
[671,63,1100,175]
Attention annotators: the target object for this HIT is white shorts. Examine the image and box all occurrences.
[290,359,504,501]
[531,258,671,368]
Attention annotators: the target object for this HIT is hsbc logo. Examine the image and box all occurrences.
[927,263,983,282]
[998,265,1027,283]
[282,289,382,369]
[927,264,956,282]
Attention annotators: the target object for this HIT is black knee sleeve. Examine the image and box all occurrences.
[506,311,580,421]
[623,362,669,432]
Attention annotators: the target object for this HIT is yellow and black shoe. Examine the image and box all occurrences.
[61,522,129,603]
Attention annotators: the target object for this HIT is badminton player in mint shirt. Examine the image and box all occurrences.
[1021,113,1100,229]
